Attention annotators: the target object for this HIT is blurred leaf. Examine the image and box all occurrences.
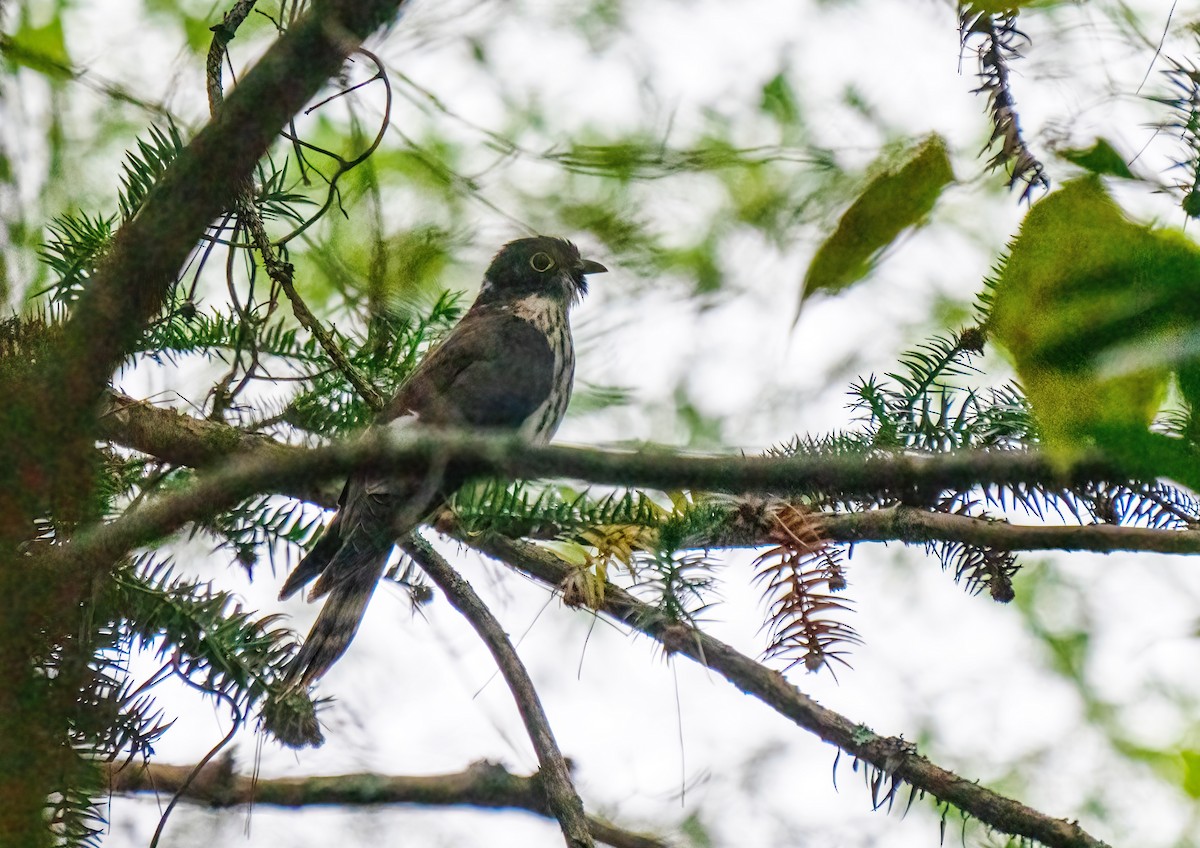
[988,177,1200,482]
[570,381,633,414]
[2,16,72,80]
[800,133,954,307]
[1182,750,1200,798]
[657,236,723,295]
[760,72,800,127]
[381,226,457,299]
[721,163,797,241]
[961,0,1068,14]
[1059,138,1135,179]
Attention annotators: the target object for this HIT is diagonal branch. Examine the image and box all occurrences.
[402,533,594,848]
[465,533,1110,848]
[105,759,665,848]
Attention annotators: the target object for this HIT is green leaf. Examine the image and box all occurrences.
[1059,138,1136,180]
[760,72,800,127]
[1181,750,1200,798]
[2,15,73,80]
[988,176,1200,482]
[800,133,954,307]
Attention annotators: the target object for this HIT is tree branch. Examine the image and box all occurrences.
[96,398,1200,557]
[104,759,667,848]
[465,534,1110,848]
[45,427,1139,590]
[402,533,594,848]
[99,391,329,501]
[822,504,1200,554]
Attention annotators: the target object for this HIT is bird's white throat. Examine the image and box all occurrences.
[509,293,570,333]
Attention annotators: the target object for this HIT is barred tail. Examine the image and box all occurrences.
[279,515,344,601]
[285,539,391,686]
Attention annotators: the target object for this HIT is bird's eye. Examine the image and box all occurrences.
[529,252,554,272]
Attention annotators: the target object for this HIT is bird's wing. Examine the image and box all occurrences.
[279,312,557,602]
[382,310,556,429]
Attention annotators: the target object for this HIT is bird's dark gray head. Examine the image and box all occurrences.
[479,236,606,306]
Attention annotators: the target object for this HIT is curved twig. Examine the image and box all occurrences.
[206,3,386,412]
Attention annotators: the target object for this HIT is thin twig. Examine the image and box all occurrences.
[206,0,259,115]
[206,1,386,412]
[402,532,594,848]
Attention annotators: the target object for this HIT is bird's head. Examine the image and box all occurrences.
[479,236,606,307]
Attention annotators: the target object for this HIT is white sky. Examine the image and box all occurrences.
[7,0,1200,845]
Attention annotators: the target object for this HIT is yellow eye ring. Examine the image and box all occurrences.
[530,252,554,272]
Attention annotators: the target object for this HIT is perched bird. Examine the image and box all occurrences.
[279,236,606,686]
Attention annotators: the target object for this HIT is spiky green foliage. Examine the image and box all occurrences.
[118,124,185,221]
[110,554,296,710]
[36,213,115,304]
[40,552,302,846]
[959,5,1049,200]
[1154,42,1200,217]
[197,494,325,572]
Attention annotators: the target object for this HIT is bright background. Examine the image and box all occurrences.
[5,0,1200,845]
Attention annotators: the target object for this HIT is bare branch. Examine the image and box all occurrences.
[402,534,594,848]
[96,398,1200,558]
[99,391,329,500]
[105,759,668,848]
[822,504,1200,555]
[45,426,1137,587]
[466,534,1110,848]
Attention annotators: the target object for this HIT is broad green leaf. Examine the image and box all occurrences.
[1181,750,1200,798]
[800,133,954,307]
[2,16,72,80]
[760,72,800,127]
[1059,138,1136,180]
[988,176,1200,481]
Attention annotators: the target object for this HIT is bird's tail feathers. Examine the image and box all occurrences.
[279,517,344,601]
[285,539,391,687]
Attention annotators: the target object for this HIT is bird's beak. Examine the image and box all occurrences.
[577,259,607,276]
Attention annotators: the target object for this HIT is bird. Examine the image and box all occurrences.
[278,236,606,687]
